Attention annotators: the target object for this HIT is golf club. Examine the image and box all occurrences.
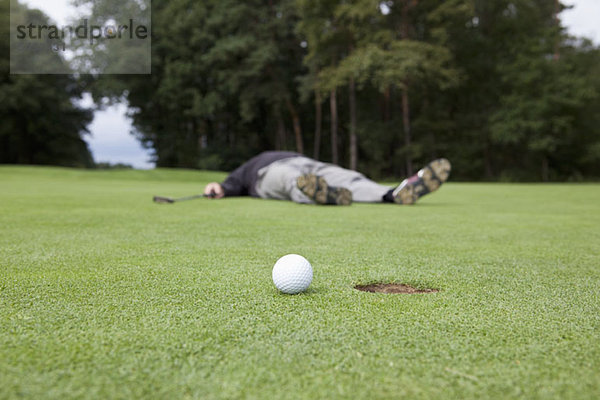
[153,193,215,204]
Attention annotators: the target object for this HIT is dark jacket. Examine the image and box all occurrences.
[221,151,301,197]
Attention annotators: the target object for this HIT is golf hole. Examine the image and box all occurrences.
[354,283,438,294]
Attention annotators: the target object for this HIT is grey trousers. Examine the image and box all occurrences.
[255,156,392,204]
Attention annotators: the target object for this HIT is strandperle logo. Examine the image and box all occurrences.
[15,19,149,49]
[10,0,151,75]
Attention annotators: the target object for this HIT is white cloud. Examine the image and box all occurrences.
[562,0,600,44]
[21,0,74,26]
[86,102,154,169]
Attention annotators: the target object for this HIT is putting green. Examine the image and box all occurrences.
[1,166,599,399]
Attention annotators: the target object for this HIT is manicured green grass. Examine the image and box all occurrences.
[1,166,599,399]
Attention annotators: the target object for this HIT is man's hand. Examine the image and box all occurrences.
[204,182,225,199]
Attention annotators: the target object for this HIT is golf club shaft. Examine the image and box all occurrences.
[153,193,213,204]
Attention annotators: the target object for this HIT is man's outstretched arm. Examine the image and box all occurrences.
[203,151,297,199]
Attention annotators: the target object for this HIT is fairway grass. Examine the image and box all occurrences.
[1,166,599,399]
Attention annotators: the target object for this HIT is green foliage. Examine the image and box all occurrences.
[324,40,460,93]
[0,1,94,167]
[433,0,600,180]
[5,0,599,179]
[83,0,308,168]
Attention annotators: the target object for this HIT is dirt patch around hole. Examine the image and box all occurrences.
[355,283,438,294]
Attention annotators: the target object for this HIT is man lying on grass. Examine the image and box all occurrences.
[204,151,451,206]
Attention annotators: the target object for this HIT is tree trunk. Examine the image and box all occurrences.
[330,88,338,164]
[484,142,493,179]
[275,105,286,150]
[542,155,549,182]
[422,97,436,160]
[399,0,417,176]
[382,85,391,122]
[285,97,304,154]
[400,0,418,39]
[553,0,560,61]
[349,77,357,170]
[313,90,322,160]
[401,84,412,176]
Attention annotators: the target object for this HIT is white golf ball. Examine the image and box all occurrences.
[272,254,313,294]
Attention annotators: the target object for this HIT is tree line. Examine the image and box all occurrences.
[2,0,600,180]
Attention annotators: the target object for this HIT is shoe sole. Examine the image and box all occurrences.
[297,174,352,206]
[393,158,451,205]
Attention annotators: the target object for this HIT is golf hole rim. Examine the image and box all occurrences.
[354,283,439,294]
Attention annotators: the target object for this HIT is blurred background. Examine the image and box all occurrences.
[2,0,599,181]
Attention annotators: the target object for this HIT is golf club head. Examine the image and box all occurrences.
[153,196,175,204]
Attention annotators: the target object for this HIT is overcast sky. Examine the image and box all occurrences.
[20,0,600,169]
